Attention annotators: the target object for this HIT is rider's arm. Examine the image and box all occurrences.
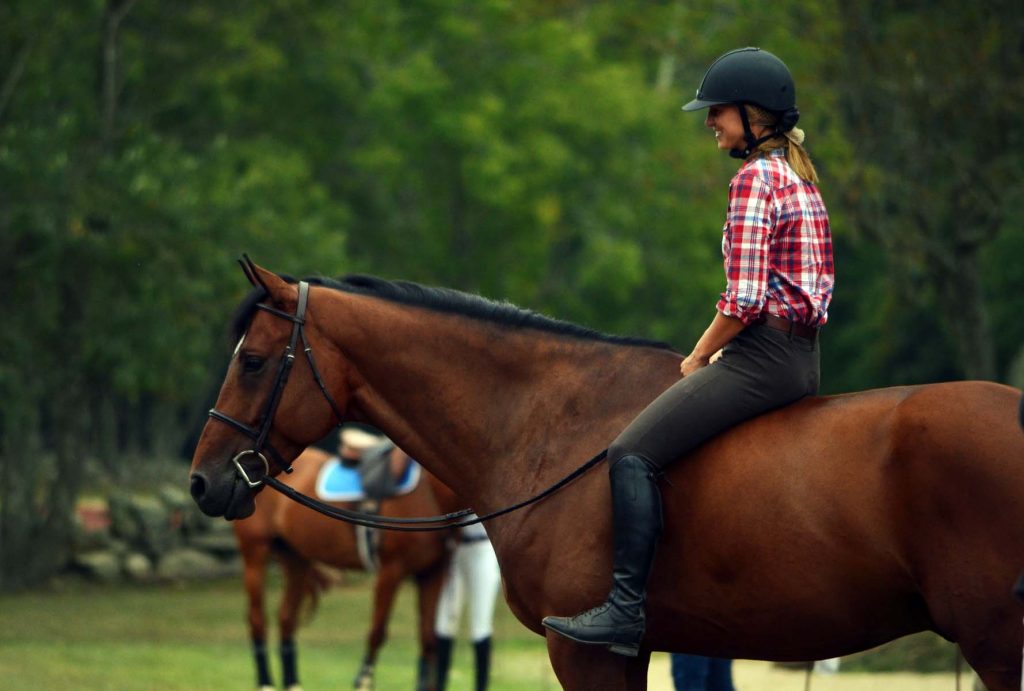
[680,311,745,376]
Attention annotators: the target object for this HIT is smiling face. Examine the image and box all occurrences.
[702,103,777,154]
[704,104,748,151]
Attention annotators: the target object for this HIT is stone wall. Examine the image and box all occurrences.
[70,484,241,582]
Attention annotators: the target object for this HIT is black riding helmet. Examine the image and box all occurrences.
[682,47,800,159]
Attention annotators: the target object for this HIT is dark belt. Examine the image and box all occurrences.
[756,313,818,339]
[461,533,490,544]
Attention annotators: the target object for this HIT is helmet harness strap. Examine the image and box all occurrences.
[729,104,801,160]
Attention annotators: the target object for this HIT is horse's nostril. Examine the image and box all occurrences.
[190,473,207,501]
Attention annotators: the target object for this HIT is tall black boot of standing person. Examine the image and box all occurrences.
[541,454,662,657]
[435,635,454,691]
[473,636,491,691]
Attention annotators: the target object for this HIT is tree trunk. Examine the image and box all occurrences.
[100,0,138,147]
[932,247,996,381]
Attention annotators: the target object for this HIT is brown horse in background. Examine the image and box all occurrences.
[191,263,1024,691]
[234,445,455,691]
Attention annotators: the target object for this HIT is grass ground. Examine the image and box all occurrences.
[0,571,557,690]
[0,569,973,690]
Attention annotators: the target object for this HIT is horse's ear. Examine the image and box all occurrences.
[238,254,259,287]
[248,262,297,308]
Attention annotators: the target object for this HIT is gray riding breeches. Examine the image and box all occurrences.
[608,322,820,470]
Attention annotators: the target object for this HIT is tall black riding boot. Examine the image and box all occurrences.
[473,636,491,691]
[435,635,454,691]
[541,454,662,657]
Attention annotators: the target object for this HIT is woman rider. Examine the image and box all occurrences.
[542,47,835,657]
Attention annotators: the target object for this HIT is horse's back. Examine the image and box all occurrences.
[645,380,1024,658]
[675,381,1023,551]
[276,448,448,573]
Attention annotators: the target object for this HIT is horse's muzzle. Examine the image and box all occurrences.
[189,468,256,520]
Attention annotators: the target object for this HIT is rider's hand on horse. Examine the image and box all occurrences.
[680,352,710,377]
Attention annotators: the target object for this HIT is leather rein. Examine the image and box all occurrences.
[208,280,607,532]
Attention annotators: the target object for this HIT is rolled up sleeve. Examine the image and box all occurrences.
[716,171,774,325]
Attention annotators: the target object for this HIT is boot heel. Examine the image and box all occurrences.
[607,642,639,657]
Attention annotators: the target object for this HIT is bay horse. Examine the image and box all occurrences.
[190,262,1024,691]
[233,444,455,691]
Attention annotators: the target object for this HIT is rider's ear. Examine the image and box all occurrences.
[248,262,298,309]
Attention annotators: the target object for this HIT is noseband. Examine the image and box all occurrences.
[208,281,345,487]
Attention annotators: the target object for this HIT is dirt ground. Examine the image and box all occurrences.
[646,655,975,691]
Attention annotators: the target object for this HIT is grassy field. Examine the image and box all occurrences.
[0,570,558,690]
[0,569,973,690]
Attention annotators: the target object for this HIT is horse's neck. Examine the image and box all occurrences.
[320,291,680,510]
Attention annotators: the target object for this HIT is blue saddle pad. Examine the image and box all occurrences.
[315,456,421,502]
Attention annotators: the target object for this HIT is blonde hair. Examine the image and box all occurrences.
[745,105,819,185]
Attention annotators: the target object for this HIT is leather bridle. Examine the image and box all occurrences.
[208,281,345,488]
[206,277,608,532]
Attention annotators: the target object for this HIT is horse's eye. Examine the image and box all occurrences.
[242,355,265,373]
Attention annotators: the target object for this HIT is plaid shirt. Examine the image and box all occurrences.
[717,150,834,326]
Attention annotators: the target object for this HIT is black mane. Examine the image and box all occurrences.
[231,273,675,352]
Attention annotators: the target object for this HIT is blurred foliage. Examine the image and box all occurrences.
[1,0,1022,589]
[834,0,1024,381]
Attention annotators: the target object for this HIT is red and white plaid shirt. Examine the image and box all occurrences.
[717,150,834,326]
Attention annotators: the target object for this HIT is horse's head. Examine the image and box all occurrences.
[189,260,350,519]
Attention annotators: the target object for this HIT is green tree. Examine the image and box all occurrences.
[834,0,1024,382]
[2,0,1020,590]
[0,0,352,589]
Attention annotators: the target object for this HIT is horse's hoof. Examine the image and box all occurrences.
[285,686,303,691]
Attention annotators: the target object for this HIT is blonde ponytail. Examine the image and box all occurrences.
[744,105,820,185]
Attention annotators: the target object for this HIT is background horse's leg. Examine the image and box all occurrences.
[277,549,312,691]
[354,562,403,691]
[239,535,275,690]
[413,560,447,691]
[546,633,651,690]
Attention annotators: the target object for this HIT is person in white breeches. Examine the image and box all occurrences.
[434,517,501,691]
